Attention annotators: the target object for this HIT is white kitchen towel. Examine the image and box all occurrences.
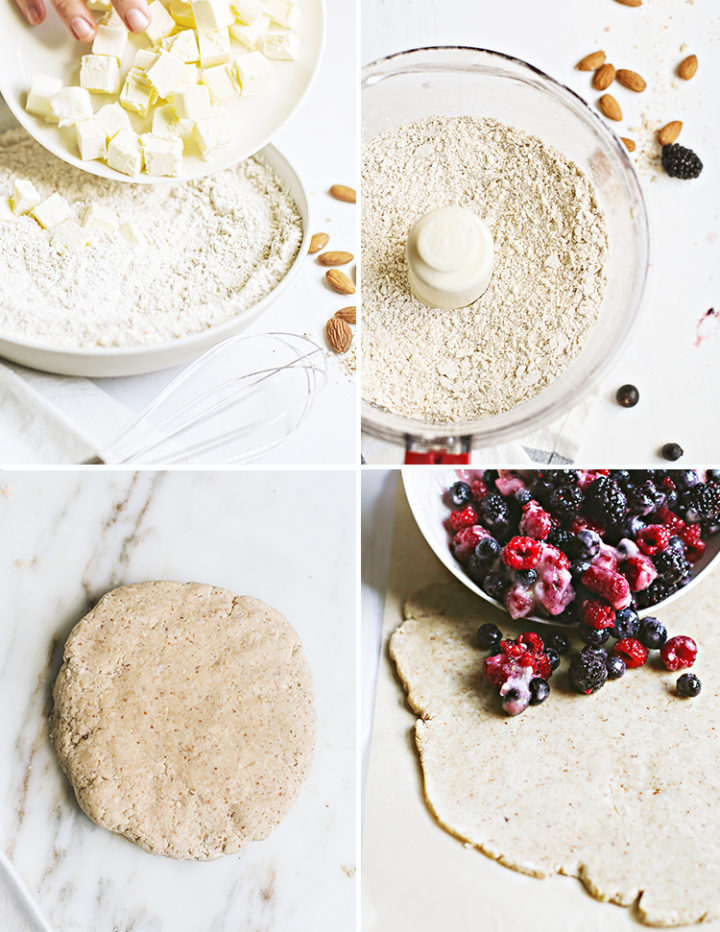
[362,389,600,466]
[0,363,133,465]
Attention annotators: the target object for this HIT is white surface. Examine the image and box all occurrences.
[0,0,325,183]
[0,469,356,932]
[363,0,720,464]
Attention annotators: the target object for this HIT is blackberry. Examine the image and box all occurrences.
[677,673,702,698]
[661,143,703,180]
[625,480,663,517]
[476,623,502,651]
[482,571,507,602]
[515,489,533,506]
[654,548,690,584]
[707,469,720,484]
[547,484,584,522]
[515,569,538,587]
[634,577,675,610]
[571,529,600,560]
[530,476,555,507]
[661,442,684,462]
[547,527,574,552]
[529,678,550,705]
[480,493,512,540]
[606,655,626,679]
[611,607,640,640]
[680,483,720,524]
[546,632,570,655]
[581,645,608,661]
[584,476,627,527]
[569,651,608,695]
[669,470,701,492]
[637,617,668,650]
[578,623,611,648]
[448,481,472,507]
[545,647,561,672]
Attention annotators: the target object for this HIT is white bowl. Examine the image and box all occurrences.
[403,467,720,625]
[0,0,325,184]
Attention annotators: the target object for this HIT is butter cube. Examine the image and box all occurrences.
[200,64,238,103]
[10,180,41,215]
[95,102,132,140]
[192,107,231,157]
[152,103,183,137]
[120,72,157,116]
[164,28,199,62]
[107,130,143,175]
[31,193,73,230]
[133,49,159,72]
[230,13,269,49]
[170,0,195,25]
[83,203,118,231]
[92,25,128,60]
[80,54,121,94]
[50,221,88,254]
[140,133,183,175]
[191,0,233,29]
[119,221,146,246]
[75,118,108,160]
[146,49,188,97]
[172,84,212,119]
[263,27,298,61]
[265,0,299,28]
[197,28,231,67]
[87,0,111,10]
[145,0,176,42]
[26,73,63,119]
[231,0,264,23]
[232,50,271,95]
[177,64,200,87]
[101,6,125,28]
[49,87,94,126]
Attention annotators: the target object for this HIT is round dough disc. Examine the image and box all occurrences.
[51,581,316,860]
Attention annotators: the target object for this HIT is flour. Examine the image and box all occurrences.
[361,117,609,423]
[0,129,302,348]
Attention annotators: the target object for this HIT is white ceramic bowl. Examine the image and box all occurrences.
[0,0,325,184]
[403,467,720,624]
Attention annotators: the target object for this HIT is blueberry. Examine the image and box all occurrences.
[529,678,550,705]
[476,623,502,651]
[546,632,570,655]
[611,607,640,640]
[661,442,684,462]
[606,655,626,679]
[482,572,507,602]
[515,569,538,587]
[677,673,702,698]
[707,469,720,484]
[571,560,591,583]
[448,481,472,507]
[638,616,668,650]
[578,623,610,648]
[616,384,639,408]
[572,529,601,560]
[545,647,561,672]
[475,537,501,561]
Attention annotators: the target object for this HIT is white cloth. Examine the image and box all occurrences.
[0,851,52,932]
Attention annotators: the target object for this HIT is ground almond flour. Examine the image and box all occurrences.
[0,129,302,348]
[362,116,609,423]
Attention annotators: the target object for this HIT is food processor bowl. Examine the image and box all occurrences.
[361,47,650,463]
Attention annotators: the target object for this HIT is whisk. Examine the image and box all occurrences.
[85,332,327,465]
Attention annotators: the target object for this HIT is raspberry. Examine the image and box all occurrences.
[637,525,671,556]
[495,470,526,496]
[623,555,658,592]
[541,545,570,571]
[592,547,619,572]
[451,525,490,564]
[519,501,553,540]
[661,635,698,671]
[576,469,610,491]
[580,599,615,630]
[499,639,523,659]
[570,516,605,536]
[655,506,685,535]
[449,506,478,531]
[470,479,489,502]
[613,637,648,669]
[484,653,516,688]
[504,585,535,619]
[517,632,544,652]
[582,564,632,610]
[502,536,543,570]
[681,523,706,562]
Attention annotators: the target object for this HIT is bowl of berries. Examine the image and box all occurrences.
[403,468,720,629]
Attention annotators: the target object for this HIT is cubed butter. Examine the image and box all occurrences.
[92,24,128,59]
[229,13,269,49]
[133,49,159,72]
[172,83,212,119]
[10,180,40,215]
[263,26,298,61]
[265,0,299,28]
[146,49,188,97]
[95,102,132,140]
[197,27,231,67]
[192,107,231,157]
[49,87,94,126]
[80,54,121,95]
[170,0,195,25]
[31,193,73,230]
[230,0,264,23]
[107,130,143,175]
[75,118,108,160]
[119,221,146,246]
[26,73,63,119]
[191,0,233,30]
[140,133,183,176]
[101,7,125,28]
[145,0,176,42]
[120,72,157,116]
[83,203,119,231]
[87,0,111,10]
[200,64,238,103]
[164,28,200,62]
[152,103,183,138]
[50,221,88,254]
[231,50,271,95]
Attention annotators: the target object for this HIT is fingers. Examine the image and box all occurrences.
[111,0,150,32]
[14,0,47,26]
[49,0,97,39]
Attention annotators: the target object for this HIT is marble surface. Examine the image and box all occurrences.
[0,470,356,931]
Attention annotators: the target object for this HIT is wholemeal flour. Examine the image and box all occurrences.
[362,116,608,423]
[0,129,302,348]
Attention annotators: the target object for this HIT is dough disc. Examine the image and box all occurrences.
[51,581,316,860]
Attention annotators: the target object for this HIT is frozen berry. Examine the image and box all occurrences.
[677,673,702,698]
[623,555,658,592]
[482,572,507,602]
[476,623,502,651]
[583,564,632,610]
[578,623,611,648]
[529,678,550,704]
[546,632,570,655]
[569,651,608,695]
[449,506,478,531]
[611,607,640,640]
[613,637,648,669]
[616,384,639,408]
[580,598,616,630]
[584,476,628,527]
[518,500,553,540]
[661,143,703,180]
[448,481,472,507]
[606,655,626,679]
[470,478,489,501]
[545,647,561,672]
[517,632,544,653]
[637,616,667,650]
[480,493,511,538]
[661,443,684,462]
[637,525,671,556]
[661,635,697,671]
[452,525,490,564]
[571,529,601,561]
[475,537,501,561]
[515,569,538,587]
[502,536,544,570]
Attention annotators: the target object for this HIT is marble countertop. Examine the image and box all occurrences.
[0,470,356,931]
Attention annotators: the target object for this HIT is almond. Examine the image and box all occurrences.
[678,54,698,81]
[614,0,641,6]
[658,121,682,145]
[577,50,606,71]
[308,232,329,254]
[335,306,356,325]
[616,68,646,92]
[329,184,356,203]
[599,94,622,121]
[326,316,352,354]
[593,63,616,90]
[317,250,354,266]
[621,137,636,152]
[326,268,355,295]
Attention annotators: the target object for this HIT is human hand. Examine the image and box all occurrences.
[14,0,150,42]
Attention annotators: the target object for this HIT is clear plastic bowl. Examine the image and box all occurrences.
[361,47,650,456]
